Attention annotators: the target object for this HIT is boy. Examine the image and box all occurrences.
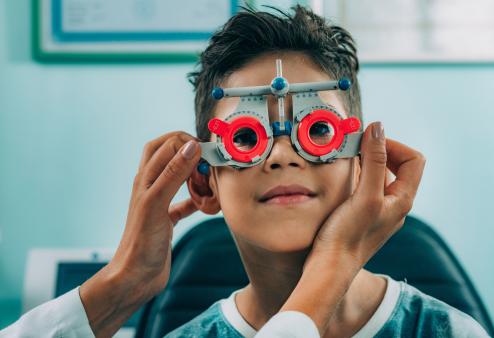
[165,5,489,338]
[2,5,488,338]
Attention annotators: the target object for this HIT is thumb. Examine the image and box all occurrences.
[356,122,387,197]
[150,140,202,206]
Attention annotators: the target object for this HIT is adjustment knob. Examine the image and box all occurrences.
[271,77,288,91]
[338,78,351,91]
[211,87,224,100]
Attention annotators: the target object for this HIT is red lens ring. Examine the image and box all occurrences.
[222,116,269,163]
[297,109,344,156]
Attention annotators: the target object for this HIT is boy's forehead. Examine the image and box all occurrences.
[224,52,330,87]
[215,52,348,121]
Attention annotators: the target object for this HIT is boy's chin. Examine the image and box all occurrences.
[235,220,322,253]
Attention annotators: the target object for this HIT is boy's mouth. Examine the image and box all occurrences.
[259,184,317,205]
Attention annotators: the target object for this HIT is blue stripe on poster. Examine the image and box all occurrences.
[52,0,239,43]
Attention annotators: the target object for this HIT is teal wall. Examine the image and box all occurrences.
[1,0,493,329]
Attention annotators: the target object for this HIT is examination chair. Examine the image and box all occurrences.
[135,216,494,337]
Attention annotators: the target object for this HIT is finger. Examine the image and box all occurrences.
[149,140,202,206]
[384,139,424,176]
[169,199,198,225]
[355,122,387,199]
[384,139,426,198]
[142,137,185,187]
[138,132,195,172]
[384,139,426,217]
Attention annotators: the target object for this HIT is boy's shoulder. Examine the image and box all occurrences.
[376,279,490,338]
[163,300,243,338]
[163,277,490,338]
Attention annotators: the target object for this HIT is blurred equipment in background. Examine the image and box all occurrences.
[23,249,143,338]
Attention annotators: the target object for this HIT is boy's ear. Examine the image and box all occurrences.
[187,167,221,215]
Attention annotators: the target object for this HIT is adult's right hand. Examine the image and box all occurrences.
[80,132,202,338]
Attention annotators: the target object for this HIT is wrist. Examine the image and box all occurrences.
[304,244,362,273]
[80,263,149,337]
[280,248,361,335]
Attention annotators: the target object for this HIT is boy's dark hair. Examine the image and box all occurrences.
[188,5,361,141]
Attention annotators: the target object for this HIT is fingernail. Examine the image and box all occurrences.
[181,141,198,160]
[372,122,384,140]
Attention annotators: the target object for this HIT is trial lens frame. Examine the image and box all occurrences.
[198,59,363,172]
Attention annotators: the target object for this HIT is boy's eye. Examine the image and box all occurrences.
[309,121,334,146]
[233,127,258,151]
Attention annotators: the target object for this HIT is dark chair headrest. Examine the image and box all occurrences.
[136,216,493,337]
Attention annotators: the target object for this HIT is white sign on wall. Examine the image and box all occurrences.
[323,0,494,63]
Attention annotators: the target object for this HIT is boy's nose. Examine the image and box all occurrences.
[262,135,306,171]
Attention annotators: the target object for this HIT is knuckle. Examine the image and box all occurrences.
[172,139,184,153]
[138,192,155,210]
[368,149,387,166]
[144,140,154,150]
[397,195,413,217]
[143,141,155,155]
[162,135,183,154]
[163,158,183,180]
[132,174,141,189]
[362,196,384,216]
[178,132,194,143]
[144,132,177,153]
[417,151,427,165]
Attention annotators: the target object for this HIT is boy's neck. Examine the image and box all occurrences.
[234,238,387,337]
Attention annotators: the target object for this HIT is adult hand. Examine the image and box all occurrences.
[80,132,201,338]
[280,122,426,334]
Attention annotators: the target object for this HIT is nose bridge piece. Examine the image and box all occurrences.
[271,121,292,137]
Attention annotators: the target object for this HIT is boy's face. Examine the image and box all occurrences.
[207,51,359,252]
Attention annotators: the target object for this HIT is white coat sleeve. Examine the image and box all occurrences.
[255,311,320,338]
[0,287,95,338]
